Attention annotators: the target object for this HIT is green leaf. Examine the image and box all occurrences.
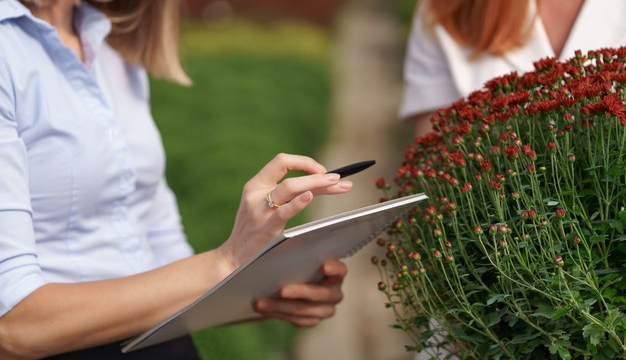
[607,163,626,178]
[486,293,506,306]
[549,340,572,360]
[609,219,625,234]
[591,211,601,221]
[553,307,570,319]
[485,307,507,327]
[590,235,605,246]
[508,332,541,345]
[451,326,485,345]
[583,323,606,346]
[531,304,569,320]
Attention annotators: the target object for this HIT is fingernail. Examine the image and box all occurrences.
[325,173,340,181]
[338,180,353,190]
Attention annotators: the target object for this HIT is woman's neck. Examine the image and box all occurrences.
[26,1,84,61]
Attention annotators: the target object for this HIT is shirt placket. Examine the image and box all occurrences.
[37,25,147,270]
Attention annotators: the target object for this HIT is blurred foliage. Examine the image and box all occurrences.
[390,0,418,31]
[150,21,331,360]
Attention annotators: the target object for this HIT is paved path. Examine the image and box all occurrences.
[293,0,414,359]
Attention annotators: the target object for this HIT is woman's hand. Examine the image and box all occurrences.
[217,153,353,271]
[253,260,347,327]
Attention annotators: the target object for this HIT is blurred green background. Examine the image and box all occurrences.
[151,0,418,358]
[151,21,331,360]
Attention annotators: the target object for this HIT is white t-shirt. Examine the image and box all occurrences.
[400,0,626,119]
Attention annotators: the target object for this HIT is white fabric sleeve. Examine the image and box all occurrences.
[399,3,461,119]
[0,58,47,317]
[145,178,194,267]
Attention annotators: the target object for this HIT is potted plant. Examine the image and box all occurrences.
[375,48,626,359]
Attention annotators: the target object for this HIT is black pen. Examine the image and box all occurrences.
[327,160,376,178]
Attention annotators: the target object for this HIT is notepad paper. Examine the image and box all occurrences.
[122,193,428,352]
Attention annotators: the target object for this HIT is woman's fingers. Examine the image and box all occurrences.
[255,298,337,320]
[271,191,314,224]
[255,153,327,185]
[269,173,351,206]
[253,260,347,327]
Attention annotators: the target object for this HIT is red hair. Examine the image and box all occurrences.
[425,0,534,58]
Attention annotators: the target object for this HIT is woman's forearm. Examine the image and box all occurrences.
[0,249,233,360]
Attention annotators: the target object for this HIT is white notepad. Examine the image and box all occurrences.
[122,193,428,352]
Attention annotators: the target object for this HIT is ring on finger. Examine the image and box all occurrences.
[265,190,282,209]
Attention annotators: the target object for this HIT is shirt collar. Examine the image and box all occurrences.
[74,3,112,67]
[0,0,39,23]
[0,0,111,68]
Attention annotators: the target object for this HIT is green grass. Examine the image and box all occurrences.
[150,22,331,360]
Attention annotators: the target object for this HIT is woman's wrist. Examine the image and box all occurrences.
[212,243,238,281]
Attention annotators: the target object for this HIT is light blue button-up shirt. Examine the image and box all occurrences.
[0,0,194,316]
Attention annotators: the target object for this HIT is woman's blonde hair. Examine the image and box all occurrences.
[424,0,534,59]
[22,0,191,85]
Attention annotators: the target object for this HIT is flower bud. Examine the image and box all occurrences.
[555,208,566,219]
[435,213,444,221]
[375,177,388,189]
[474,225,483,235]
[526,164,535,173]
[425,205,436,215]
[444,241,452,248]
[539,166,547,172]
[568,153,576,162]
[460,182,473,193]
[445,254,454,262]
[418,266,426,274]
[408,251,421,261]
[573,235,581,244]
[371,256,379,265]
[433,249,442,258]
[498,239,507,247]
[547,141,557,152]
[434,229,443,238]
[378,281,387,291]
[387,243,396,252]
[489,224,498,234]
[448,177,459,187]
[376,238,386,247]
[511,191,520,200]
[380,259,387,267]
[553,255,564,267]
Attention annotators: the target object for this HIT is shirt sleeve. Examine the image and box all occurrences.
[0,58,47,317]
[145,177,194,267]
[399,2,461,119]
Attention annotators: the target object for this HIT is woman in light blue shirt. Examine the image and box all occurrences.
[0,1,353,359]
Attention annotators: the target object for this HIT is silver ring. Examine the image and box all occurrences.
[265,191,281,209]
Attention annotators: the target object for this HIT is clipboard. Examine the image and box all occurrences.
[122,193,428,352]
